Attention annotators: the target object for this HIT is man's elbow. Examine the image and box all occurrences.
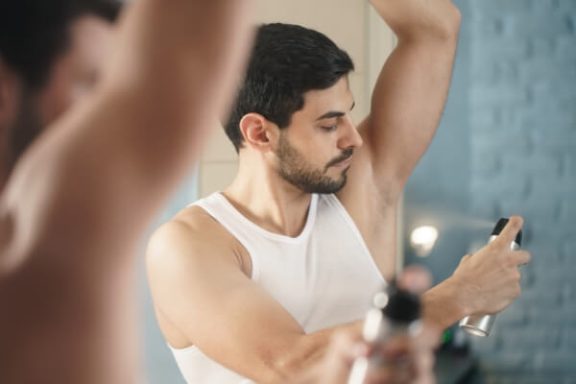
[403,4,462,43]
[259,358,302,384]
[420,7,462,43]
[257,347,316,384]
[439,5,462,40]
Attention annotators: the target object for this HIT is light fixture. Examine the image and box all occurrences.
[410,225,439,257]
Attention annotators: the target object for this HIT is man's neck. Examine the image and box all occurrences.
[224,160,314,237]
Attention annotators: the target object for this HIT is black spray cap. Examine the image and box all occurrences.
[382,286,421,324]
[492,218,522,246]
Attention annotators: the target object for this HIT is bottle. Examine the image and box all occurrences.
[347,284,422,384]
[459,218,523,337]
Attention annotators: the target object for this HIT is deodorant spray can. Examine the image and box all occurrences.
[459,218,523,337]
[347,285,422,384]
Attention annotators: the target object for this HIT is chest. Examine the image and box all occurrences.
[241,215,385,332]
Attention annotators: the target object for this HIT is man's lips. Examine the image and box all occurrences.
[326,149,354,168]
[333,156,352,168]
[327,155,353,170]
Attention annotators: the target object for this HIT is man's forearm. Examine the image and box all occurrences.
[421,277,469,331]
[262,321,363,384]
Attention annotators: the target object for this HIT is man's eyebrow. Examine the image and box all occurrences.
[315,101,355,121]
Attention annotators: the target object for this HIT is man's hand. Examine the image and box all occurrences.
[362,332,436,384]
[449,216,531,316]
[294,266,438,384]
[297,317,436,384]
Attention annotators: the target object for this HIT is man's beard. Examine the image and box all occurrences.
[276,133,353,194]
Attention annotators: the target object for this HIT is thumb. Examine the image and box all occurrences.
[493,216,523,247]
[457,253,471,266]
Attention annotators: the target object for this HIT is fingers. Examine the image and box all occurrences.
[491,216,531,267]
[457,253,471,266]
[414,349,435,384]
[365,361,415,384]
[417,322,443,350]
[332,330,367,363]
[302,331,366,384]
[379,336,412,359]
[365,348,415,384]
[493,215,523,247]
[365,335,434,384]
[511,249,532,267]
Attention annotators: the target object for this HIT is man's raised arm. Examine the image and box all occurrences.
[336,0,460,285]
[358,0,461,196]
[3,0,254,267]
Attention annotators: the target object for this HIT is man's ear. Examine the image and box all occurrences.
[239,113,277,152]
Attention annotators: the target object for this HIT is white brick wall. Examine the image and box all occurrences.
[468,0,576,381]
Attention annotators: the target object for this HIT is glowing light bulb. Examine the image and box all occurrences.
[410,225,439,257]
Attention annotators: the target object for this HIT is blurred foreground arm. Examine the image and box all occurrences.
[0,1,253,383]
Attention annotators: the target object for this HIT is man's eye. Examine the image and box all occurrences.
[321,125,337,132]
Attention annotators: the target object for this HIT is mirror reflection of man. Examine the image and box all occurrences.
[148,1,530,383]
[0,0,119,189]
[0,0,254,382]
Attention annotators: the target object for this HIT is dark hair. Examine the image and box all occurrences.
[225,23,354,152]
[0,0,123,90]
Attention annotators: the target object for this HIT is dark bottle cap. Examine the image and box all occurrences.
[382,286,421,324]
[492,218,522,246]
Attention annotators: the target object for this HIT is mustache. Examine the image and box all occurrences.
[326,148,354,168]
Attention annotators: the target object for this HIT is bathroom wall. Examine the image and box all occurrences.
[404,0,576,381]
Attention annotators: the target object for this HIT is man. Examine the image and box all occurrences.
[0,0,254,382]
[0,1,418,383]
[147,0,531,383]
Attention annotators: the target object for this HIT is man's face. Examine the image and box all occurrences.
[274,76,363,194]
[10,14,114,164]
[36,14,114,126]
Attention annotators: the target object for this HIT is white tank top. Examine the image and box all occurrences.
[170,192,385,383]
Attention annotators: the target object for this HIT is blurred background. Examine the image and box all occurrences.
[138,0,576,383]
[403,0,576,383]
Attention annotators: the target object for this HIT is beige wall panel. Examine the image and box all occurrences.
[202,123,237,163]
[349,72,368,123]
[199,162,239,198]
[253,0,367,75]
[367,6,396,89]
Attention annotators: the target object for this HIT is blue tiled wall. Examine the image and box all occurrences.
[405,0,576,382]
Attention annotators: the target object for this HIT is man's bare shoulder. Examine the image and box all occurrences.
[146,205,250,275]
[172,204,224,237]
[148,205,228,258]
